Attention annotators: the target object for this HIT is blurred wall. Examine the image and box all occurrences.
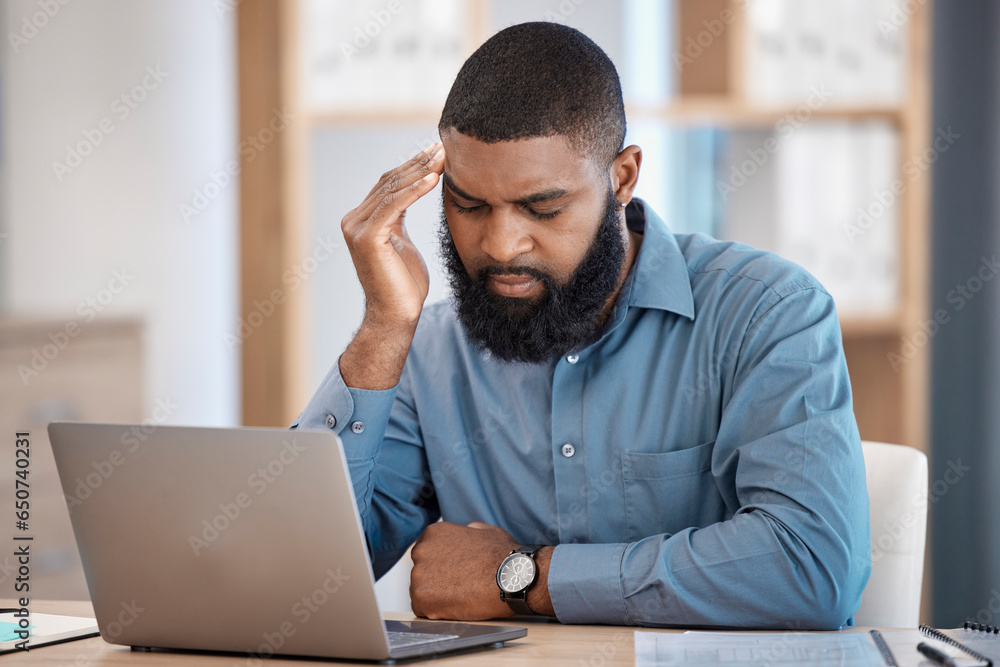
[930,1,1000,626]
[1,0,239,426]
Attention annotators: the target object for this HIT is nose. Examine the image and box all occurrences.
[479,208,533,264]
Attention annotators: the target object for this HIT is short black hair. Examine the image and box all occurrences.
[438,21,626,167]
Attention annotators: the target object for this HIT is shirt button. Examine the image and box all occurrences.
[566,354,579,364]
[561,443,576,458]
[351,420,365,434]
[325,414,337,429]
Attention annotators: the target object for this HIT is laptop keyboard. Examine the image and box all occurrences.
[387,630,460,649]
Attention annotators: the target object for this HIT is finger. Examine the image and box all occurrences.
[355,144,443,220]
[345,171,439,252]
[396,141,444,181]
[410,528,431,560]
[466,521,492,529]
[353,157,443,230]
[345,145,438,234]
[364,143,440,199]
[366,170,440,234]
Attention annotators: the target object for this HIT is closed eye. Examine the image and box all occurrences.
[449,195,561,221]
[451,198,484,215]
[526,208,560,220]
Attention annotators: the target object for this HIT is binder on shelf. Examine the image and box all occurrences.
[743,0,906,106]
[706,121,900,317]
[301,0,466,113]
[774,121,899,316]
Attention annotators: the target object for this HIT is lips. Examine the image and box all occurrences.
[488,274,541,298]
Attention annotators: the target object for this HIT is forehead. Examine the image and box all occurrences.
[440,129,599,200]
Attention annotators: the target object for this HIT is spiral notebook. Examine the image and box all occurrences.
[870,624,1000,667]
[634,622,1000,667]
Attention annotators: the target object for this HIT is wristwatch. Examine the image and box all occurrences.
[496,545,542,615]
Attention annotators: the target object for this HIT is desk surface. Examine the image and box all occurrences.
[7,600,879,666]
[6,599,656,666]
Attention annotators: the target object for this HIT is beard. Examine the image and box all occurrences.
[437,188,628,364]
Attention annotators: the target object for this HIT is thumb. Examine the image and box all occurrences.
[466,521,493,530]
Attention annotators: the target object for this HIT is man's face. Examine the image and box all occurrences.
[437,129,629,364]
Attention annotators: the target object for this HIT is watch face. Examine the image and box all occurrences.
[497,553,535,593]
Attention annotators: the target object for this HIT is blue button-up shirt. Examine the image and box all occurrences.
[292,199,871,630]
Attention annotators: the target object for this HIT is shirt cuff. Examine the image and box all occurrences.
[548,542,631,625]
[290,357,398,462]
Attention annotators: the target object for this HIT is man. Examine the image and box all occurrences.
[292,22,870,629]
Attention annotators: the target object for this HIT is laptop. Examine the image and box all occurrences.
[47,421,526,661]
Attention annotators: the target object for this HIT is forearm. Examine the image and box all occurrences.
[340,317,417,390]
[547,502,867,629]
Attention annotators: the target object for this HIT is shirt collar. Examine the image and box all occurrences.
[623,198,696,319]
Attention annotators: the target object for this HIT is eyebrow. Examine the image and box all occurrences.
[442,171,570,207]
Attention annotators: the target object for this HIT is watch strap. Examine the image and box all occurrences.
[501,592,534,616]
[513,544,542,558]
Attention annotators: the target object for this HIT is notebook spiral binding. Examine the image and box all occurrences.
[966,621,1000,635]
[869,629,898,667]
[920,624,995,667]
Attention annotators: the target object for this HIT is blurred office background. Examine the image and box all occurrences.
[0,0,997,627]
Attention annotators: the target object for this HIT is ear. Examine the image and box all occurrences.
[609,145,642,206]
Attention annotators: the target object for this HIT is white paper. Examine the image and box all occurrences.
[634,630,884,666]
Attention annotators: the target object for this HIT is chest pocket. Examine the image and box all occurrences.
[621,441,727,541]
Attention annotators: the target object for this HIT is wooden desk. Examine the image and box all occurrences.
[7,600,668,666]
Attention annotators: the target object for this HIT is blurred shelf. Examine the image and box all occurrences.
[305,99,904,129]
[626,98,904,127]
[839,314,902,337]
[307,108,445,126]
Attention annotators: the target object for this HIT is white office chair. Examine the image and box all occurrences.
[855,440,929,628]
